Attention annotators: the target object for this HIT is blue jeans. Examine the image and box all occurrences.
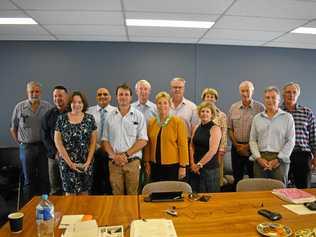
[190,167,220,193]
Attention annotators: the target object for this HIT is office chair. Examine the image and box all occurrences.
[0,147,22,210]
[142,181,192,195]
[236,178,285,192]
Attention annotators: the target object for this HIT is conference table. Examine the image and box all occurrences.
[1,190,316,236]
[0,195,139,237]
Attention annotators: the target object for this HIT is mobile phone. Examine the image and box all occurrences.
[258,209,282,221]
[304,201,316,211]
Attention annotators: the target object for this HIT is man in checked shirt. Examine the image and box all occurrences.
[282,82,316,188]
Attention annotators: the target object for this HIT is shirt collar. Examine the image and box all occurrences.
[281,103,299,111]
[136,100,152,107]
[97,104,111,112]
[238,99,254,109]
[261,108,286,118]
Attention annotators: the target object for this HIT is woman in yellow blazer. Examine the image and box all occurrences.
[144,91,189,181]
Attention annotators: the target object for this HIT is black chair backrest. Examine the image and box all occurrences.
[0,147,20,170]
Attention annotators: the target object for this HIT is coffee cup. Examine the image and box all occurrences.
[8,212,24,233]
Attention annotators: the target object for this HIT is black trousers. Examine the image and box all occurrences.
[151,163,179,182]
[19,142,49,203]
[289,150,312,189]
[231,144,254,189]
[91,148,112,195]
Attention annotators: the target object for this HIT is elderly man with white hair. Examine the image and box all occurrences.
[228,81,264,189]
[132,80,157,122]
[10,81,52,202]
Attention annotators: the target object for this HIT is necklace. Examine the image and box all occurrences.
[156,115,172,127]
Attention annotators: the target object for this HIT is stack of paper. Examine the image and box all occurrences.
[63,220,98,237]
[272,188,316,204]
[59,215,124,237]
[130,219,177,237]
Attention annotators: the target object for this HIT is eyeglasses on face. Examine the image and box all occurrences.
[97,93,109,96]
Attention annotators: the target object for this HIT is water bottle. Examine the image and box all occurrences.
[36,194,54,237]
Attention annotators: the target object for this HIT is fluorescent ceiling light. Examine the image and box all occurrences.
[0,18,37,25]
[291,27,316,35]
[126,19,214,29]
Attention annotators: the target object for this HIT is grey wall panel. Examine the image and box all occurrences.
[0,41,315,146]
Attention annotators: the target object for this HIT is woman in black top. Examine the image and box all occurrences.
[190,102,222,193]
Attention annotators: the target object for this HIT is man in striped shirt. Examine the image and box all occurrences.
[282,82,316,188]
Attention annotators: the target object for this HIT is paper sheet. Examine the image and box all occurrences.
[59,215,84,229]
[283,204,316,215]
[130,219,177,237]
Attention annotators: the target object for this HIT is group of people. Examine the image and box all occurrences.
[10,78,316,202]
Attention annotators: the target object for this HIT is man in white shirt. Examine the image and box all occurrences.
[132,80,157,122]
[102,84,148,195]
[87,87,115,194]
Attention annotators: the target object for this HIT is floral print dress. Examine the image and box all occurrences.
[55,113,97,193]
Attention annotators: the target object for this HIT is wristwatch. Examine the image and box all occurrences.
[197,162,203,169]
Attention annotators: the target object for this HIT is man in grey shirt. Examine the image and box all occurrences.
[10,81,51,202]
[250,86,295,184]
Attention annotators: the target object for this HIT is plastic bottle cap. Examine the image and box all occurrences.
[42,194,48,200]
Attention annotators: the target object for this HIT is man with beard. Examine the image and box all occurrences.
[10,81,51,202]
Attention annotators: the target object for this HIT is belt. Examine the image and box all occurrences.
[127,157,141,162]
[110,156,140,163]
[20,141,42,146]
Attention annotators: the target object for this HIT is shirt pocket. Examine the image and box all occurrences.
[124,121,137,138]
[230,113,241,128]
[20,112,31,128]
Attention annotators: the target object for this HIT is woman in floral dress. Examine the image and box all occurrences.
[54,91,97,195]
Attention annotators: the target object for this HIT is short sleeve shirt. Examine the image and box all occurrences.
[11,99,51,143]
[102,107,148,158]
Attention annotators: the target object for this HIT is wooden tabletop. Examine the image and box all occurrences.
[139,189,316,237]
[0,195,139,237]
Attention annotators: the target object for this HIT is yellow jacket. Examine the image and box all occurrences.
[144,116,189,166]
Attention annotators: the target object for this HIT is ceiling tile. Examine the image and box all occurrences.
[128,26,206,38]
[123,0,234,14]
[0,25,49,35]
[56,35,127,41]
[0,10,28,17]
[203,29,282,41]
[0,34,55,40]
[0,1,18,10]
[125,12,219,22]
[227,0,316,19]
[45,25,126,36]
[272,33,316,44]
[12,0,121,11]
[265,41,316,49]
[214,16,306,32]
[26,10,124,25]
[129,36,198,43]
[303,19,316,27]
[199,38,265,46]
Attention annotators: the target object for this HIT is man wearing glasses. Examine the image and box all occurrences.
[87,87,116,194]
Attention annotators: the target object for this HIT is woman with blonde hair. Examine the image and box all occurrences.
[144,91,189,181]
[190,101,222,192]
